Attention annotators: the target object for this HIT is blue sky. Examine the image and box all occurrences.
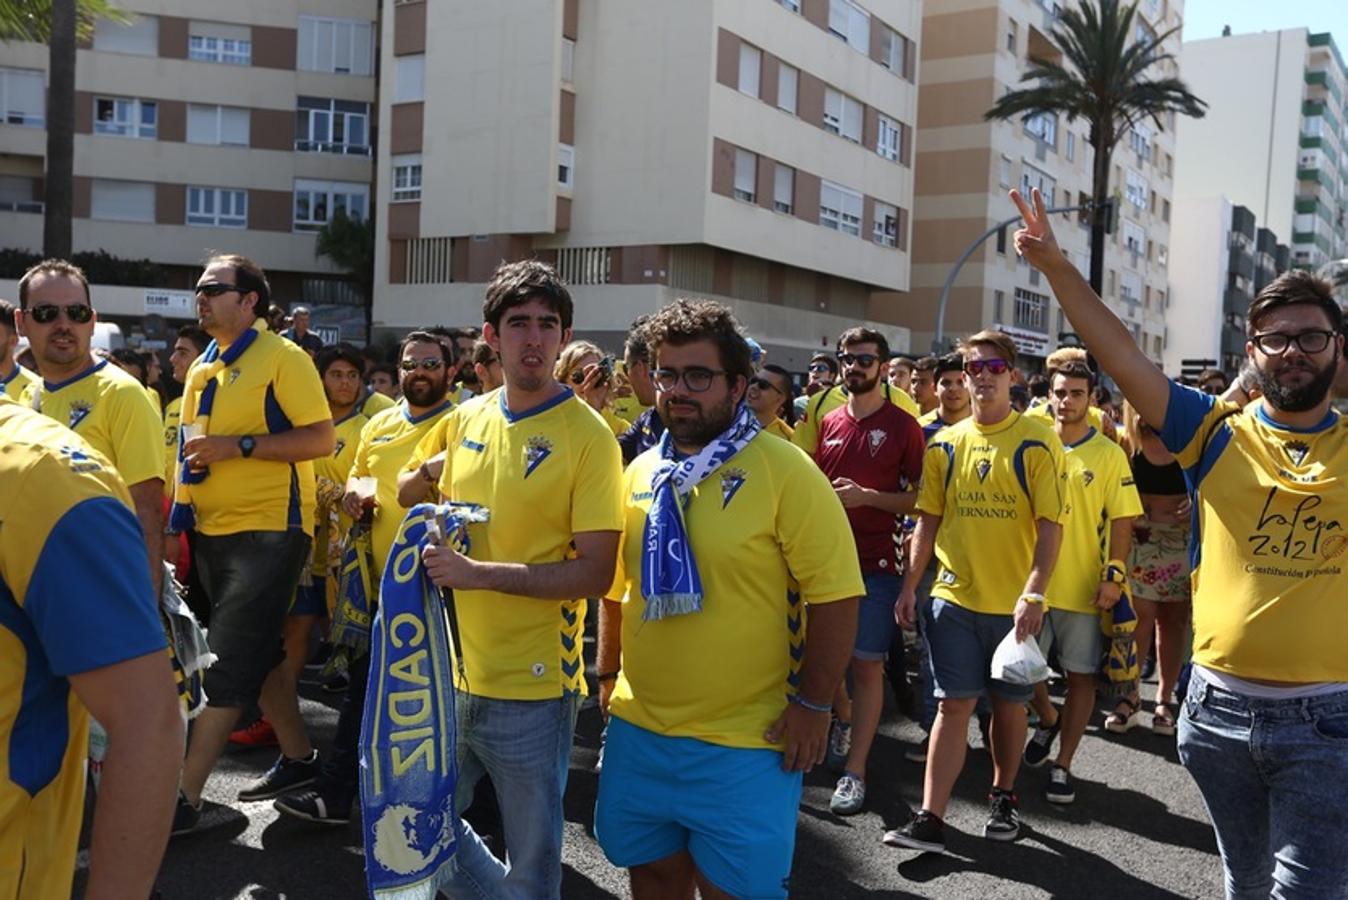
[1182,0,1348,44]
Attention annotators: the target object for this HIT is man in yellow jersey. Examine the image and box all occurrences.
[275,331,455,826]
[109,347,161,415]
[173,254,335,833]
[416,260,623,898]
[888,330,1065,853]
[1015,185,1348,898]
[888,354,914,392]
[617,316,667,465]
[471,338,504,394]
[593,299,861,899]
[1025,346,1118,442]
[0,400,183,900]
[1020,359,1141,805]
[163,325,211,623]
[0,299,35,400]
[792,334,919,455]
[746,363,796,438]
[15,259,165,597]
[917,353,972,442]
[910,355,940,415]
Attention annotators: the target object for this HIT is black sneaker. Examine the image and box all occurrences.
[1022,717,1060,768]
[1045,764,1076,805]
[274,788,351,825]
[171,792,202,836]
[237,751,319,802]
[984,789,1021,841]
[882,810,946,854]
[321,673,351,694]
[904,736,929,763]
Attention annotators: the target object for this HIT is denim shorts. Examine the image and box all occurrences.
[595,716,802,899]
[1036,608,1102,675]
[921,597,1035,703]
[854,571,903,660]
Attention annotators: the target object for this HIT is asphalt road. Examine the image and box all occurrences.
[131,664,1222,899]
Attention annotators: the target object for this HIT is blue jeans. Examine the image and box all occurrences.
[1178,666,1348,900]
[439,692,581,900]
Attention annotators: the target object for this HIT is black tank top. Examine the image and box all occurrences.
[1131,451,1187,495]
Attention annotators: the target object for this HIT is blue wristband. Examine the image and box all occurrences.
[789,692,832,714]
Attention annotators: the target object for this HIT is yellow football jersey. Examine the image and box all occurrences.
[792,383,919,454]
[1,364,34,401]
[162,395,183,497]
[611,395,649,424]
[917,411,1066,615]
[607,432,863,749]
[359,388,396,417]
[764,417,794,440]
[311,408,371,573]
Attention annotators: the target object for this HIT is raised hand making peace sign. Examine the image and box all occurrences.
[1009,187,1064,274]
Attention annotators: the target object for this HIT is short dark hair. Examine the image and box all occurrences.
[18,259,90,309]
[110,348,147,385]
[809,352,839,375]
[471,339,496,366]
[176,324,210,354]
[204,253,272,322]
[316,342,365,379]
[482,260,573,331]
[837,326,890,362]
[624,315,651,366]
[400,330,453,366]
[934,352,964,378]
[1196,367,1228,387]
[644,298,753,385]
[1247,270,1344,337]
[1026,373,1050,398]
[1048,359,1095,390]
[0,298,16,331]
[1091,384,1113,407]
[761,362,797,426]
[913,355,940,375]
[370,362,397,382]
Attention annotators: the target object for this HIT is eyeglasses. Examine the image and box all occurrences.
[837,353,879,368]
[28,303,94,325]
[195,282,241,298]
[807,362,832,374]
[652,367,727,393]
[749,376,781,394]
[1250,330,1335,356]
[963,359,1011,377]
[400,358,446,371]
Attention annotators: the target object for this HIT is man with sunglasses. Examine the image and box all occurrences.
[15,260,166,597]
[811,328,924,817]
[1014,185,1348,898]
[792,335,919,456]
[471,338,504,394]
[0,299,35,401]
[746,364,795,438]
[888,329,1065,852]
[173,254,335,834]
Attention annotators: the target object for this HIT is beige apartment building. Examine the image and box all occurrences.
[373,0,921,366]
[0,0,377,337]
[900,0,1180,369]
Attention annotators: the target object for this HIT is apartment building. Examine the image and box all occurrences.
[1165,197,1289,376]
[0,1,377,338]
[1176,29,1348,273]
[899,0,1180,369]
[373,0,920,367]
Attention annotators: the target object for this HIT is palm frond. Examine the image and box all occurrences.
[0,0,130,42]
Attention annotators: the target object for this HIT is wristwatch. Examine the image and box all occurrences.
[238,435,257,459]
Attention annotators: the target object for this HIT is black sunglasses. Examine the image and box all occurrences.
[195,282,241,298]
[400,358,446,371]
[28,303,94,325]
[749,376,781,394]
[964,359,1010,377]
[838,353,879,368]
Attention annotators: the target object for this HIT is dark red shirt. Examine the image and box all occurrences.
[814,400,924,573]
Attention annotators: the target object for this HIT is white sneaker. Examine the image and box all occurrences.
[829,773,865,816]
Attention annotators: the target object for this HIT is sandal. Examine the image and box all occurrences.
[1104,697,1141,734]
[1152,702,1177,736]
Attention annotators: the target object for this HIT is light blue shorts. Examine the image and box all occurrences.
[595,716,802,898]
[1037,608,1103,675]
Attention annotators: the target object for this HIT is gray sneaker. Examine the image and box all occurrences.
[826,719,852,772]
[830,773,866,816]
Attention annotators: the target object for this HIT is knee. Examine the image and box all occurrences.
[937,697,977,719]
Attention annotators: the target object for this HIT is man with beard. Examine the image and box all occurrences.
[594,299,861,899]
[0,298,35,400]
[275,331,455,825]
[793,337,919,455]
[415,261,623,898]
[811,328,923,817]
[1013,186,1348,898]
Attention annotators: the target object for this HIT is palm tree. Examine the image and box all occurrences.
[985,0,1206,295]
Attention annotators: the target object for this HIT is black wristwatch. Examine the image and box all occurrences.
[238,435,257,459]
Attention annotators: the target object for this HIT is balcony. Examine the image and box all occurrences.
[1223,286,1250,318]
[1222,325,1247,357]
[0,199,43,214]
[1228,246,1255,281]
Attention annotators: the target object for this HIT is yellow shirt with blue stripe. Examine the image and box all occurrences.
[433,388,624,700]
[763,417,794,440]
[359,388,396,417]
[0,402,166,900]
[791,383,919,454]
[607,431,864,749]
[918,411,1067,615]
[179,326,330,536]
[1161,382,1348,682]
[22,358,163,488]
[163,395,183,496]
[1047,427,1142,613]
[311,407,371,573]
[1,364,34,401]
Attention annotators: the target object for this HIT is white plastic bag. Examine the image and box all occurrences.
[990,630,1049,685]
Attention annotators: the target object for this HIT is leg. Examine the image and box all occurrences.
[831,680,852,725]
[1132,597,1158,673]
[1266,697,1348,899]
[1055,673,1099,770]
[1153,600,1190,705]
[181,706,244,803]
[844,658,885,776]
[988,694,1028,792]
[630,852,697,900]
[1046,610,1104,771]
[281,614,315,687]
[918,598,987,816]
[1028,681,1058,728]
[258,656,313,760]
[923,697,975,816]
[317,652,370,802]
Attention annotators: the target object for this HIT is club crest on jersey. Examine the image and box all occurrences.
[720,467,747,508]
[68,400,92,430]
[975,458,992,483]
[229,367,242,385]
[59,444,101,473]
[1284,440,1310,467]
[867,428,888,457]
[524,435,553,478]
[1082,469,1095,487]
[334,439,346,457]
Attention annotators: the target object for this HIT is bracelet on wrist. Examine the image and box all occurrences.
[788,692,832,714]
[596,670,620,683]
[1019,592,1046,606]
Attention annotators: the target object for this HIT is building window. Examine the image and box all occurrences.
[824,88,862,143]
[561,38,575,83]
[1013,287,1048,331]
[90,179,155,223]
[94,97,156,139]
[293,179,368,231]
[999,154,1013,187]
[1024,112,1056,146]
[738,43,761,98]
[295,97,370,155]
[1162,198,1170,222]
[873,201,898,248]
[1120,271,1141,304]
[993,289,1005,322]
[392,154,422,202]
[1065,131,1075,162]
[733,149,756,202]
[189,23,252,65]
[298,16,374,75]
[996,226,1007,254]
[1129,124,1151,160]
[879,27,908,76]
[773,163,794,214]
[778,0,801,11]
[777,63,798,114]
[188,104,250,146]
[1019,162,1055,206]
[187,186,247,228]
[0,67,45,126]
[1123,220,1145,260]
[1125,169,1148,208]
[1006,17,1018,53]
[1158,244,1168,266]
[828,0,870,54]
[394,55,425,103]
[92,15,158,55]
[557,143,574,188]
[820,180,863,236]
[0,175,42,213]
[876,115,903,161]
